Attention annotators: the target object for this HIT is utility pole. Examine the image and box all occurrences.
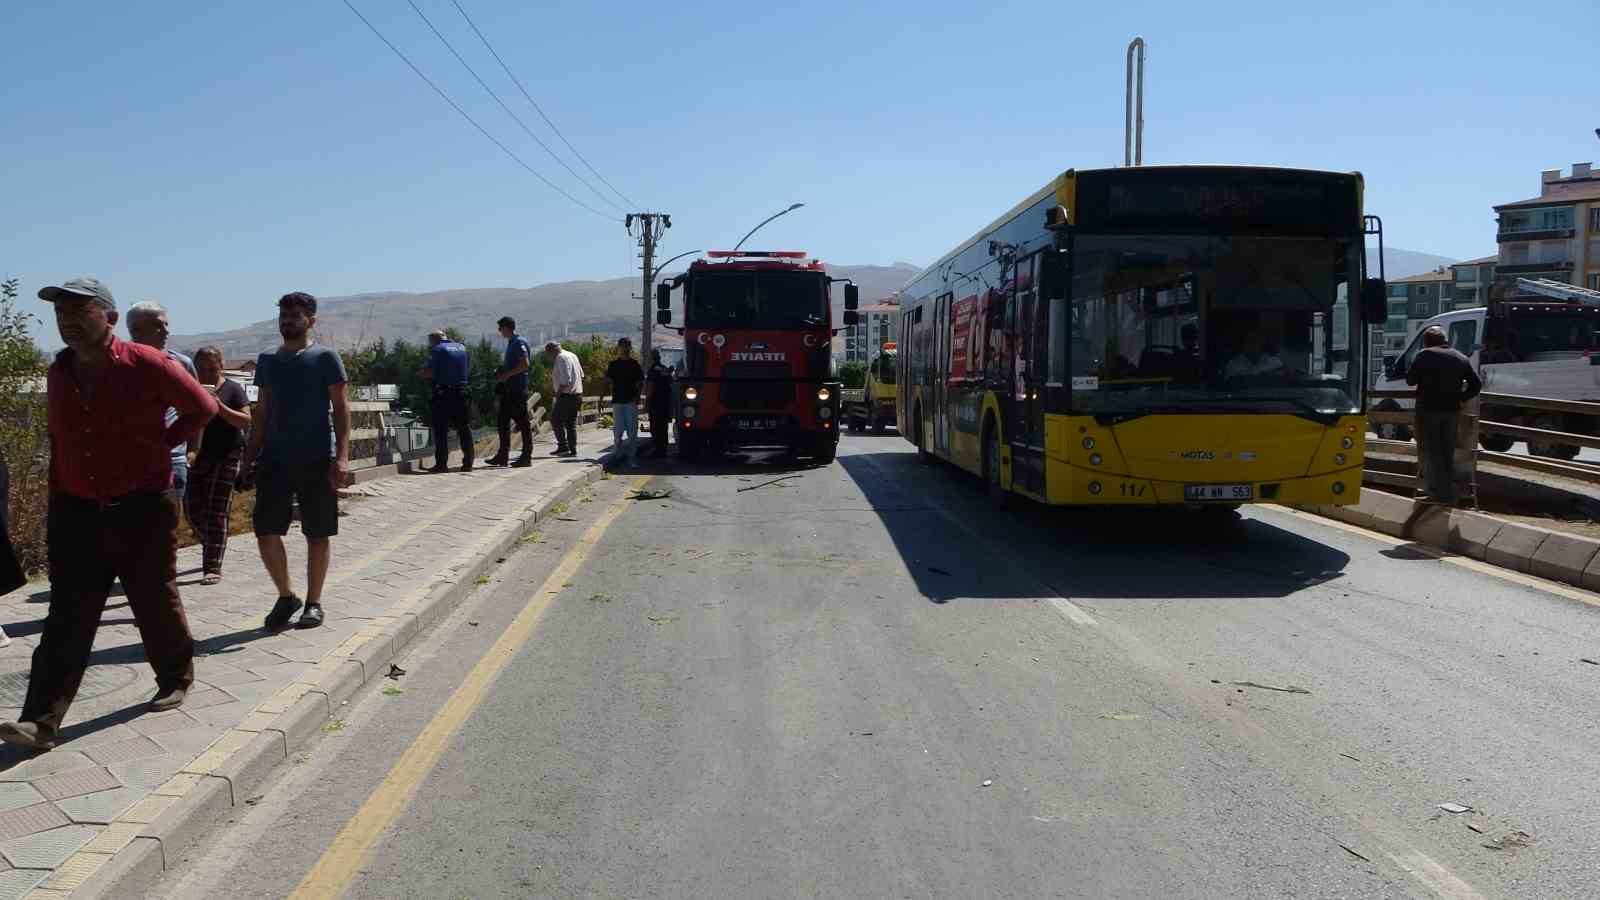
[627,212,670,362]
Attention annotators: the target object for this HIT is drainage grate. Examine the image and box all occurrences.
[0,665,139,707]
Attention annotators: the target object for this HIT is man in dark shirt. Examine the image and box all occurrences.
[422,331,473,474]
[1405,326,1482,504]
[488,317,533,468]
[0,277,217,750]
[243,292,351,632]
[605,338,645,468]
[645,349,674,458]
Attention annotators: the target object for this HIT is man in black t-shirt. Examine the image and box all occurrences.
[1406,326,1482,504]
[605,338,644,468]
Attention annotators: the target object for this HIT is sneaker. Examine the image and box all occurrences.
[511,457,533,468]
[0,721,57,751]
[149,686,187,712]
[297,603,325,629]
[265,595,302,631]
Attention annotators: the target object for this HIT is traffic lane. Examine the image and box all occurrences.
[347,444,1412,899]
[844,445,1600,897]
[137,473,652,900]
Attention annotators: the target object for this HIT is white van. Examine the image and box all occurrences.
[1373,302,1600,457]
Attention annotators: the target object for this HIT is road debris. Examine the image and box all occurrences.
[385,664,406,680]
[981,779,993,787]
[1438,802,1473,814]
[1581,658,1600,666]
[1466,822,1486,834]
[244,795,264,806]
[1339,753,1361,762]
[1337,843,1370,863]
[468,621,480,626]
[1482,830,1534,851]
[1230,681,1311,694]
[1099,711,1141,721]
[629,488,673,501]
[381,686,404,696]
[927,566,953,576]
[647,614,678,624]
[737,474,802,493]
[555,516,579,522]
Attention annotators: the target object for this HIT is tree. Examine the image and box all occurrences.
[839,360,867,388]
[0,278,49,575]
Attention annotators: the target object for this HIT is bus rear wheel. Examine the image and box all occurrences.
[983,424,1010,508]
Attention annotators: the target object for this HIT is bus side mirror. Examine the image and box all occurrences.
[844,284,860,311]
[1361,279,1387,325]
[656,309,672,326]
[656,283,671,310]
[843,310,860,326]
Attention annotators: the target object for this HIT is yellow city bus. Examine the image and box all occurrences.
[896,165,1387,508]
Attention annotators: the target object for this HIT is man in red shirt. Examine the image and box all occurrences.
[0,278,217,751]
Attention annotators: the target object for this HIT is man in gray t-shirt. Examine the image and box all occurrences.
[242,292,350,632]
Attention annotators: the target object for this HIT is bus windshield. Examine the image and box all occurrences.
[686,272,827,329]
[1068,234,1360,417]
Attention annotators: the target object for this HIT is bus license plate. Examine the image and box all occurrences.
[1185,483,1252,502]
[734,417,781,430]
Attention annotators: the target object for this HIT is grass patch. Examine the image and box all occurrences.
[517,531,544,545]
[323,719,347,733]
[474,574,491,586]
[550,502,568,516]
[587,592,611,603]
[381,686,405,696]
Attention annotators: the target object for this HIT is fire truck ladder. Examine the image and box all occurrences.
[1516,277,1600,306]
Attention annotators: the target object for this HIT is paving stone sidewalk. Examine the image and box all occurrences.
[0,430,624,898]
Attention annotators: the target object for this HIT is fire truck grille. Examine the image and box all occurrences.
[719,363,794,411]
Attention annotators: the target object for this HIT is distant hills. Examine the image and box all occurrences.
[171,263,921,360]
[171,248,1466,360]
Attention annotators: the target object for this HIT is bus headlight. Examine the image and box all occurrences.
[818,406,833,419]
[682,405,697,420]
[817,387,831,401]
[683,386,699,401]
[1340,436,1354,449]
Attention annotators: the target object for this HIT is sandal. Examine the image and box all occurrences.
[201,573,223,586]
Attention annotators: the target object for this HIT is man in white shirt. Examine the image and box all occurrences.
[545,341,584,456]
[1223,330,1285,379]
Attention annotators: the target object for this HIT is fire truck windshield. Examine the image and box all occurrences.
[686,272,827,330]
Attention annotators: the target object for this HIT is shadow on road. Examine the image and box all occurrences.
[838,450,1351,605]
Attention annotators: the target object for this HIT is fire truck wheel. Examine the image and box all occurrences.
[677,434,701,462]
[813,440,837,464]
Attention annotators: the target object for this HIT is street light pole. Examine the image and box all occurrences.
[732,203,805,252]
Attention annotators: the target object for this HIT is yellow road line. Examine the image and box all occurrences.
[288,474,650,900]
[1273,506,1600,610]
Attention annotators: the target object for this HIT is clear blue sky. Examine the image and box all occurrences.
[4,0,1596,337]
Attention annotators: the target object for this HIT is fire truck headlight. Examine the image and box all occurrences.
[818,406,833,420]
[683,386,698,401]
[816,387,831,401]
[682,405,697,420]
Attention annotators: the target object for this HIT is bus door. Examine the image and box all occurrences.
[934,292,951,453]
[1010,254,1045,494]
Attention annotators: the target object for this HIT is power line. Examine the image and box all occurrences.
[403,0,625,214]
[339,0,617,222]
[448,0,638,209]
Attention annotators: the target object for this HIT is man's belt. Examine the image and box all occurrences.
[55,489,169,512]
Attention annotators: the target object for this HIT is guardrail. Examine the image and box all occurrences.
[1365,389,1478,503]
[1365,388,1600,502]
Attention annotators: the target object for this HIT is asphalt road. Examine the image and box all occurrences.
[148,436,1600,899]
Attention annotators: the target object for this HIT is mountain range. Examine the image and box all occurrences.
[170,249,1463,360]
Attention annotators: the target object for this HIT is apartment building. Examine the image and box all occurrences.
[1492,162,1600,300]
[1382,269,1455,352]
[1449,255,1497,310]
[843,300,899,363]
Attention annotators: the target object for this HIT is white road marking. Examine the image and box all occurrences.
[1048,597,1098,626]
[1387,850,1488,900]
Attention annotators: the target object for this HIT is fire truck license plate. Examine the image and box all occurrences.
[734,417,782,430]
[1184,484,1252,501]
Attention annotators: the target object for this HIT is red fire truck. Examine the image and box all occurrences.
[656,250,859,463]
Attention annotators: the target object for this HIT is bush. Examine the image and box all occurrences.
[839,360,867,389]
[0,278,49,577]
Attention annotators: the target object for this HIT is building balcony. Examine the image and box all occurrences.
[1497,228,1574,243]
[1497,261,1574,275]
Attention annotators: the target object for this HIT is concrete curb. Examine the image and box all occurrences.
[1299,488,1600,593]
[69,446,625,899]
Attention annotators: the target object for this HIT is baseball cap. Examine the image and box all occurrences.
[38,277,116,310]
